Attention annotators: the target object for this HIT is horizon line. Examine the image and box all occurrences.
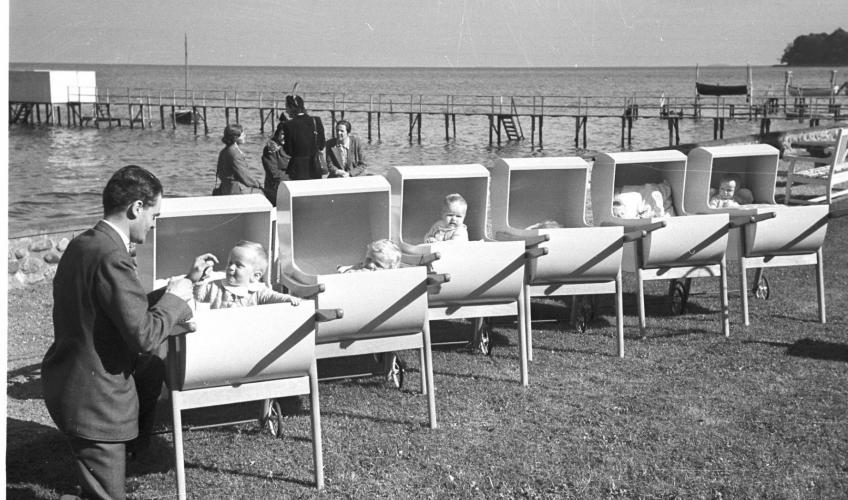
[10,61,813,70]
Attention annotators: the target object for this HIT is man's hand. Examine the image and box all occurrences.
[187,253,218,282]
[165,277,194,301]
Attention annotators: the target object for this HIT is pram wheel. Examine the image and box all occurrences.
[262,399,284,438]
[574,295,598,333]
[670,280,689,315]
[386,354,405,389]
[475,320,494,356]
[754,274,770,300]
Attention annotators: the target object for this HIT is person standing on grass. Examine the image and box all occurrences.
[41,165,217,500]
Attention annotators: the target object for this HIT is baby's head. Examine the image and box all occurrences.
[363,239,401,271]
[440,193,467,228]
[716,174,740,201]
[225,240,269,286]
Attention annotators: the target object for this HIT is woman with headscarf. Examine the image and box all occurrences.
[261,120,289,205]
[215,123,263,195]
[281,95,327,180]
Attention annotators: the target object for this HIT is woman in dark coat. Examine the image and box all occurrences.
[281,95,326,180]
[215,123,263,195]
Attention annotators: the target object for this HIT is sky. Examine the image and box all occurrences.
[8,0,848,68]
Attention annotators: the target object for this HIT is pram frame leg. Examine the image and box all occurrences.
[518,286,529,387]
[308,361,324,489]
[423,320,437,428]
[615,270,624,358]
[816,247,826,323]
[171,390,187,500]
[524,284,533,362]
[739,258,751,326]
[720,256,730,337]
[636,269,647,336]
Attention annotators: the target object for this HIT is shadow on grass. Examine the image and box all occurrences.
[787,338,848,362]
[744,337,848,362]
[6,418,77,499]
[7,362,43,400]
[319,408,428,428]
[188,462,316,489]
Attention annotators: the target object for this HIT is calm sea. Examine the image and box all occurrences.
[8,63,846,236]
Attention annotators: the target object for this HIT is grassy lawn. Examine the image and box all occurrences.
[7,200,848,499]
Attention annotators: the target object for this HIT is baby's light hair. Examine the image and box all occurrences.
[442,193,467,213]
[233,240,269,275]
[367,239,401,270]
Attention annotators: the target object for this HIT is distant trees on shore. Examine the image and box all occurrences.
[780,28,848,66]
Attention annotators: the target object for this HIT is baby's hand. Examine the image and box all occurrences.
[188,253,218,282]
[287,295,302,306]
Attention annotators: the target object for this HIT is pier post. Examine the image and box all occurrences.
[377,112,381,141]
[56,105,61,126]
[444,114,449,141]
[225,107,230,127]
[408,113,413,143]
[452,114,456,140]
[171,105,176,129]
[193,106,198,135]
[488,115,493,146]
[203,107,208,135]
[538,115,543,149]
[530,115,536,149]
[497,115,502,148]
[417,113,422,144]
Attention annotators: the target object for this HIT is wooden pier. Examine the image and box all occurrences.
[9,87,848,149]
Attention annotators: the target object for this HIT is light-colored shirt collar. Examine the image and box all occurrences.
[101,219,131,252]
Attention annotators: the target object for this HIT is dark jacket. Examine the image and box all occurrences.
[216,144,262,195]
[261,139,288,205]
[282,114,326,180]
[326,135,367,177]
[42,221,192,441]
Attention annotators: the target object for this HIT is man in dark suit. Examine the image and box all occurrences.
[325,119,368,178]
[42,165,217,499]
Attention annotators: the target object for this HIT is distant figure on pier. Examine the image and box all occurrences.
[281,95,327,180]
[215,123,263,196]
[261,120,289,205]
[326,119,367,178]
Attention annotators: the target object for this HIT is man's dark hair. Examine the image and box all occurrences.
[102,165,163,215]
[336,119,352,133]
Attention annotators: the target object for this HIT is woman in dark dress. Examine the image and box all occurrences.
[281,95,326,180]
[215,123,263,195]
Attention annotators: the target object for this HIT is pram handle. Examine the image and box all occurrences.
[621,220,667,242]
[729,211,776,228]
[427,272,451,286]
[402,251,441,266]
[278,274,326,298]
[315,308,344,322]
[525,247,549,259]
[829,208,848,219]
[493,230,550,248]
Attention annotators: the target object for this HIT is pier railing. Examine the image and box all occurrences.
[10,86,847,148]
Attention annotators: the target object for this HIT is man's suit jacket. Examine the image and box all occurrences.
[41,221,192,441]
[326,135,367,177]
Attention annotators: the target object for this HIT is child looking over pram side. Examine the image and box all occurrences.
[337,239,401,273]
